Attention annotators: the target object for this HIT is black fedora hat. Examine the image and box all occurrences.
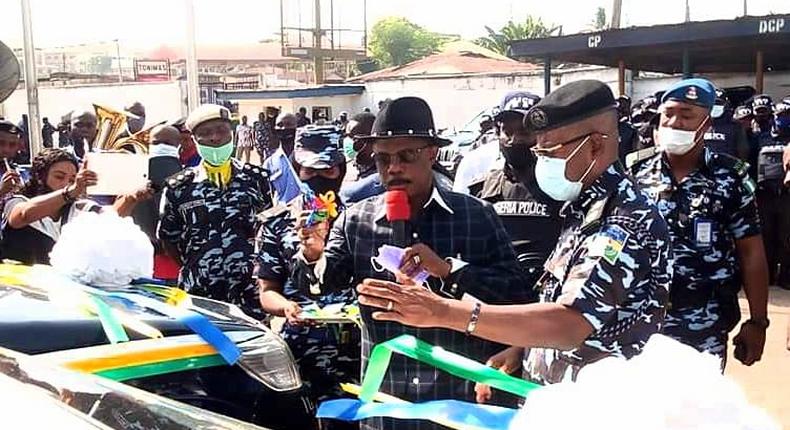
[363,97,451,147]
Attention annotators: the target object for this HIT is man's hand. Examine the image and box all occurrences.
[733,321,767,366]
[296,211,329,262]
[0,170,21,196]
[475,346,524,403]
[356,278,450,328]
[399,243,451,279]
[283,301,306,325]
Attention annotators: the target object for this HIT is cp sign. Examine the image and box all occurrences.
[588,35,602,48]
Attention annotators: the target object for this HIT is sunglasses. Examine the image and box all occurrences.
[372,146,429,167]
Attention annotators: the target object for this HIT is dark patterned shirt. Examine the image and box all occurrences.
[157,160,271,318]
[633,148,760,357]
[292,186,531,430]
[524,164,671,384]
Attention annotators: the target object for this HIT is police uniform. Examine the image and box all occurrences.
[521,80,672,384]
[157,105,272,319]
[633,80,762,362]
[255,127,360,429]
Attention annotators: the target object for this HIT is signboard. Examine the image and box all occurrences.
[134,59,170,82]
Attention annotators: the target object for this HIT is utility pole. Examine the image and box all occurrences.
[114,39,123,83]
[685,0,691,22]
[20,0,42,155]
[313,0,324,84]
[743,0,748,16]
[185,0,200,112]
[610,0,622,29]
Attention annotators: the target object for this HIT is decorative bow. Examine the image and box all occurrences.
[303,185,339,227]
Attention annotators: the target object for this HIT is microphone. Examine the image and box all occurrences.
[385,190,411,247]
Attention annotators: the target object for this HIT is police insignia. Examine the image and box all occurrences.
[686,86,698,100]
[589,225,630,264]
[528,108,549,129]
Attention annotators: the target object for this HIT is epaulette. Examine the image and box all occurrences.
[242,163,269,178]
[625,147,659,171]
[707,152,750,177]
[164,168,196,189]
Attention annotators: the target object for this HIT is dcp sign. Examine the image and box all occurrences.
[588,34,602,48]
[758,18,785,34]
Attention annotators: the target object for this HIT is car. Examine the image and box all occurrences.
[0,264,315,430]
[437,109,498,175]
[0,343,272,429]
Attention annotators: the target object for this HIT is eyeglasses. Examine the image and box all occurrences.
[530,132,608,156]
[372,146,429,167]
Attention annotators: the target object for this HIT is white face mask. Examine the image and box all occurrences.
[149,143,180,158]
[711,105,725,119]
[656,117,709,156]
[535,135,595,202]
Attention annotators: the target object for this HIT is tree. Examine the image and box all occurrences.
[368,17,452,68]
[474,16,561,56]
[592,7,608,30]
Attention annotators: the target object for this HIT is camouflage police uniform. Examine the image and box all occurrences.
[522,163,672,384]
[634,147,761,361]
[254,205,360,408]
[158,159,271,319]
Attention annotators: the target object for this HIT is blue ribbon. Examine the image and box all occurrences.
[110,292,241,364]
[317,399,517,430]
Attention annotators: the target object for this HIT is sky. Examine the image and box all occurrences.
[0,0,788,53]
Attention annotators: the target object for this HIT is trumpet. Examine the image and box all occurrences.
[93,104,150,154]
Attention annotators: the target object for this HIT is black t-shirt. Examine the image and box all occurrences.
[469,165,564,280]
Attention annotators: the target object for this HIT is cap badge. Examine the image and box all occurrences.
[528,108,548,129]
[686,86,698,100]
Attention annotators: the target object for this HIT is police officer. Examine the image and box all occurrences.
[158,104,272,319]
[704,89,750,161]
[256,126,358,429]
[616,95,638,164]
[774,102,790,290]
[633,78,769,368]
[468,91,562,298]
[357,80,672,386]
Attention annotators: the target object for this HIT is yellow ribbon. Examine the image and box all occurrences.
[318,190,339,218]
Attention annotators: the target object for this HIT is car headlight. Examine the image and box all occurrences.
[236,331,302,392]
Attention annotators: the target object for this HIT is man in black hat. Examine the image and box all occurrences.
[294,96,530,430]
[356,81,671,387]
[704,89,750,161]
[0,120,24,204]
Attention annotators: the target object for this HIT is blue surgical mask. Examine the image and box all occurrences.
[535,136,594,202]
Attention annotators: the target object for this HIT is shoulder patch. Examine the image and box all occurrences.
[709,152,756,195]
[165,168,196,188]
[588,224,630,265]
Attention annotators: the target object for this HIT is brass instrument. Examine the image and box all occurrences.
[92,104,150,154]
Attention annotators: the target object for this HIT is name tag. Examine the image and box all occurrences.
[694,219,713,248]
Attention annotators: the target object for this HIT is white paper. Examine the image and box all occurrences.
[86,152,148,196]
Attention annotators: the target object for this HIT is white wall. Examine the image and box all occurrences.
[2,81,186,126]
[233,94,368,121]
[632,71,790,101]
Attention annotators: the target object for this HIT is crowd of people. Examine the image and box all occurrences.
[0,76,788,430]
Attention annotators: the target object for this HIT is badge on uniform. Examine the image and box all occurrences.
[589,225,630,265]
[694,218,713,248]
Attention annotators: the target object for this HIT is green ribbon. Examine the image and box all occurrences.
[359,335,541,402]
[89,294,130,344]
[95,354,225,381]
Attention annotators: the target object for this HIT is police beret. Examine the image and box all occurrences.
[661,78,716,110]
[185,104,231,132]
[0,120,22,136]
[294,125,344,169]
[525,80,616,132]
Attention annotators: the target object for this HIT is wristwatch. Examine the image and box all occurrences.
[746,317,770,329]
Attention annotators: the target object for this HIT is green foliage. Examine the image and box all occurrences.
[474,16,560,56]
[593,7,608,30]
[368,17,454,68]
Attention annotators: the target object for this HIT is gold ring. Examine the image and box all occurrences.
[387,301,394,312]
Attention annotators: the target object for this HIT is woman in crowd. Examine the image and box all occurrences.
[1,148,148,265]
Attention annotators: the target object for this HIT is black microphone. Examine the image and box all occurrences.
[385,190,411,247]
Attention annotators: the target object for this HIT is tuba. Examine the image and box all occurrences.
[93,104,150,154]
